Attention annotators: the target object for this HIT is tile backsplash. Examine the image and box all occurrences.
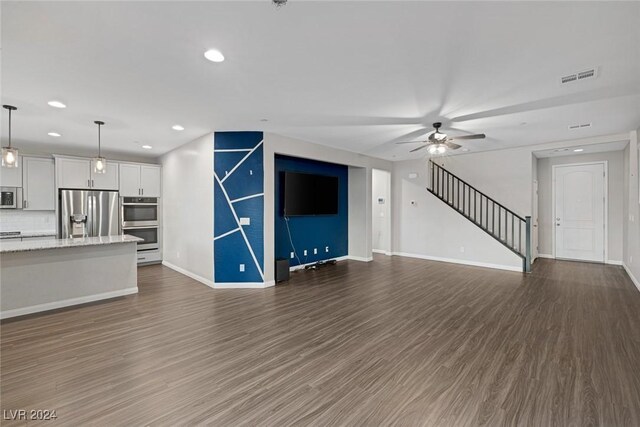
[0,210,56,233]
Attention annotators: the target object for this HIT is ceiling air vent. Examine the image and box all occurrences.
[560,67,598,85]
[568,123,592,130]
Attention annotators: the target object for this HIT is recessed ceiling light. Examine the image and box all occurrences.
[48,100,66,109]
[48,132,61,137]
[573,148,584,152]
[142,145,152,149]
[204,49,225,63]
[172,124,185,131]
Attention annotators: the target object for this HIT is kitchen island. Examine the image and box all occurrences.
[0,235,143,319]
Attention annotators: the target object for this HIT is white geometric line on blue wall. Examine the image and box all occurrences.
[214,148,252,153]
[219,140,264,184]
[214,227,241,241]
[230,193,264,204]
[214,173,265,280]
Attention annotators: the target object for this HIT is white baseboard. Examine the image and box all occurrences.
[162,260,215,288]
[392,252,522,272]
[214,281,274,289]
[0,287,138,320]
[606,260,623,266]
[537,253,554,259]
[623,263,640,293]
[162,261,274,289]
[347,255,374,262]
[372,249,392,256]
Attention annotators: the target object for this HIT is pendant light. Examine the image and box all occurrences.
[2,105,19,168]
[93,120,107,174]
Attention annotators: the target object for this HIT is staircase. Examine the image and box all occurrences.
[427,160,532,272]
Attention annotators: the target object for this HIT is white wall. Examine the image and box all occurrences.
[263,133,392,282]
[161,133,214,284]
[391,159,524,271]
[372,169,391,253]
[623,130,640,290]
[536,151,625,262]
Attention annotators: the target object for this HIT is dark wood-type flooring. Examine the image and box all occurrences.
[1,256,639,426]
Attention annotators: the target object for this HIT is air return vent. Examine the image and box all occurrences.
[560,67,598,84]
[568,123,592,130]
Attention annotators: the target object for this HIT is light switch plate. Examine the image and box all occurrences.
[240,217,250,226]
[239,264,245,272]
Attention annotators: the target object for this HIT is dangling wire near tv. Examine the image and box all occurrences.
[283,171,339,216]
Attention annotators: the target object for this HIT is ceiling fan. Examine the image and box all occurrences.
[396,122,486,153]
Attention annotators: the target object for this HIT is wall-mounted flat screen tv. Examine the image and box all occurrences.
[283,172,339,216]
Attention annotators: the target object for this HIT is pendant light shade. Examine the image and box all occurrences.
[2,105,18,168]
[93,120,107,174]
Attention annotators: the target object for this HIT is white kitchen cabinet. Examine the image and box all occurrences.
[0,156,23,187]
[56,158,91,189]
[119,164,141,197]
[91,160,119,190]
[56,157,119,190]
[140,165,161,197]
[22,157,55,210]
[119,163,161,197]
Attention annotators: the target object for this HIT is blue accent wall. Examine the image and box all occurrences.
[275,155,348,266]
[214,132,264,283]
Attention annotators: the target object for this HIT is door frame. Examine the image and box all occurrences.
[551,160,607,262]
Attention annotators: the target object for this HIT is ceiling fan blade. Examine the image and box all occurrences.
[410,144,429,153]
[395,140,428,145]
[445,141,462,150]
[452,133,486,140]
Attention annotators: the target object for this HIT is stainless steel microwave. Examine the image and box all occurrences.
[121,197,158,228]
[0,187,22,209]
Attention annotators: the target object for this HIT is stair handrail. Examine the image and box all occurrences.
[427,160,532,272]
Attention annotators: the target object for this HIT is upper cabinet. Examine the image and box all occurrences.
[22,157,55,210]
[140,165,161,197]
[90,160,119,190]
[119,164,161,197]
[56,157,91,189]
[0,156,23,187]
[55,157,119,190]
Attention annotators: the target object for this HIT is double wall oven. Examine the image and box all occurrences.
[121,197,159,252]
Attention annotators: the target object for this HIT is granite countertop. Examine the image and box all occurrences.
[0,230,58,240]
[0,235,144,254]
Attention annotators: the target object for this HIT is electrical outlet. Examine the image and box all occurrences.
[630,256,633,264]
[313,248,318,255]
[325,246,329,252]
[239,217,250,226]
[460,246,465,253]
[239,264,245,272]
[303,250,308,256]
[290,252,295,259]
[176,251,180,259]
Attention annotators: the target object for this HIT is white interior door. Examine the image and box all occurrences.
[554,163,605,262]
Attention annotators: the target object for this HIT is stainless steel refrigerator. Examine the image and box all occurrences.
[59,190,120,238]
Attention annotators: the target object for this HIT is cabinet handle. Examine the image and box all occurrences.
[92,179,95,187]
[141,188,144,196]
[88,179,91,188]
[23,200,27,209]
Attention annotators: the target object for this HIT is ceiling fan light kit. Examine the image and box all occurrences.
[397,121,486,154]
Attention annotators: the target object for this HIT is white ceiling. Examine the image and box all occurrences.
[2,1,640,160]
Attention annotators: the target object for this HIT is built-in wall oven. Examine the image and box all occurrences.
[121,197,159,251]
